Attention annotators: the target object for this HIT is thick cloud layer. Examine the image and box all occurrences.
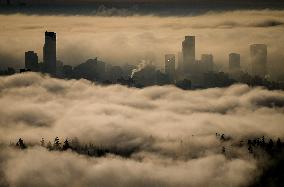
[0,73,283,186]
[2,147,257,187]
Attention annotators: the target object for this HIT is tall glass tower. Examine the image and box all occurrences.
[182,36,195,74]
[250,44,267,78]
[43,31,57,76]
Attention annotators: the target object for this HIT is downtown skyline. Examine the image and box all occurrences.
[23,31,267,77]
[13,30,280,90]
[0,11,283,81]
[0,1,284,187]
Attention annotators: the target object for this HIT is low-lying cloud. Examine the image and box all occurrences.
[0,73,283,186]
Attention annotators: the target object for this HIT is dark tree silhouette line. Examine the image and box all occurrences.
[215,132,284,187]
[12,134,284,186]
[215,133,284,156]
[14,137,138,158]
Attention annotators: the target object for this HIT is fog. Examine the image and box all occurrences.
[0,10,284,78]
[0,73,283,186]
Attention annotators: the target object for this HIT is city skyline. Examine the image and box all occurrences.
[1,11,283,82]
[23,31,268,78]
[14,30,279,90]
[0,2,284,187]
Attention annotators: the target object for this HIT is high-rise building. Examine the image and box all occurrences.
[229,53,241,72]
[250,44,267,78]
[43,31,56,75]
[165,54,175,81]
[25,51,38,71]
[177,51,183,72]
[182,36,195,73]
[201,54,213,72]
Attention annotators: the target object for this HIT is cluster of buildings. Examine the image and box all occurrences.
[16,31,282,90]
[163,36,268,87]
[24,31,57,75]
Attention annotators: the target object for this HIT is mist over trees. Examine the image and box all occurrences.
[0,73,283,186]
[0,2,284,185]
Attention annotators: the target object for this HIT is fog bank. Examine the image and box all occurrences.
[0,73,283,186]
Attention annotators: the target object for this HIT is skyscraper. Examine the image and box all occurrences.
[229,53,241,72]
[250,44,267,78]
[201,54,213,72]
[177,51,183,72]
[25,51,38,71]
[43,31,56,75]
[165,54,175,81]
[182,36,195,74]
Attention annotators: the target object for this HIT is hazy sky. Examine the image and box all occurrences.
[1,2,284,186]
[0,10,284,79]
[0,1,284,79]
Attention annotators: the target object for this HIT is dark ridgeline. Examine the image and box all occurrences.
[73,58,106,82]
[0,67,15,75]
[12,134,284,187]
[43,31,57,76]
[14,137,139,158]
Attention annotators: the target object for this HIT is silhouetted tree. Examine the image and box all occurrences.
[248,144,253,154]
[46,141,52,150]
[220,134,225,141]
[261,136,265,147]
[40,138,45,147]
[247,139,252,146]
[16,138,26,149]
[276,138,282,149]
[62,139,71,150]
[53,137,61,150]
[222,146,226,154]
[268,139,274,146]
[266,139,274,155]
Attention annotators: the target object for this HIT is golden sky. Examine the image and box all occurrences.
[0,10,284,78]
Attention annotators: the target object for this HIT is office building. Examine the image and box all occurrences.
[250,44,267,78]
[25,51,38,71]
[165,54,176,80]
[201,54,213,72]
[177,51,183,72]
[229,53,241,72]
[43,31,57,75]
[182,36,195,73]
